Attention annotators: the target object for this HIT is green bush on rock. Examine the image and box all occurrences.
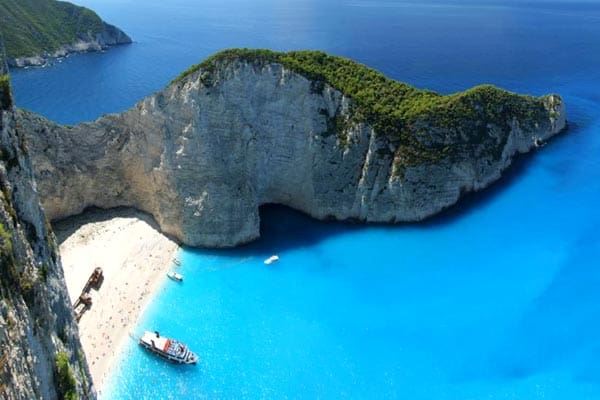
[55,351,77,400]
[0,222,12,257]
[0,74,12,110]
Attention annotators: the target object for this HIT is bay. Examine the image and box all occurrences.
[9,1,600,398]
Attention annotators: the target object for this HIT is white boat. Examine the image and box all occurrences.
[138,331,199,364]
[264,255,279,265]
[167,271,183,282]
[173,258,181,266]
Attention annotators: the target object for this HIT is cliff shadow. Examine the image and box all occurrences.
[202,122,580,255]
[52,206,168,245]
[420,120,579,228]
[52,123,578,253]
[191,204,358,258]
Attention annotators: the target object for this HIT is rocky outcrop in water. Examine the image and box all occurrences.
[0,49,93,399]
[21,50,567,248]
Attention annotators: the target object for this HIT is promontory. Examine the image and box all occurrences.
[20,49,567,248]
[0,0,131,67]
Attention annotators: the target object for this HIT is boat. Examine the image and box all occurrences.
[173,258,181,266]
[167,271,183,282]
[138,331,199,364]
[264,255,279,265]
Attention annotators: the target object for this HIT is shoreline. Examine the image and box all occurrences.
[8,41,132,69]
[54,208,180,390]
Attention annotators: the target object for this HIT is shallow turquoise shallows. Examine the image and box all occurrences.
[10,0,600,398]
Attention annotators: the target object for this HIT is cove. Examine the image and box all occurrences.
[9,0,600,398]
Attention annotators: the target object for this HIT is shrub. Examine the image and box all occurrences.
[0,222,12,257]
[0,74,12,110]
[55,351,77,400]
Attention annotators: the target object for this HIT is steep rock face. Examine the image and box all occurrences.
[0,58,93,398]
[22,56,566,248]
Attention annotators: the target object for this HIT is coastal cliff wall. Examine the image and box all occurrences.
[22,51,567,248]
[0,46,94,399]
[7,20,132,68]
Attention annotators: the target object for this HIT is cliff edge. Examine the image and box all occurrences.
[0,0,132,67]
[22,49,567,248]
[0,42,94,398]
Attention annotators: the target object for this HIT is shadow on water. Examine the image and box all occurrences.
[215,123,579,255]
[192,204,363,258]
[424,121,584,226]
[418,153,536,228]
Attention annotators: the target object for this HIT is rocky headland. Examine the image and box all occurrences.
[0,0,132,68]
[20,49,567,248]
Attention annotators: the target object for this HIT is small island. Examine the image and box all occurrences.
[0,0,131,67]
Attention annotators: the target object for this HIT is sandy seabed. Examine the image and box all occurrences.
[54,208,180,390]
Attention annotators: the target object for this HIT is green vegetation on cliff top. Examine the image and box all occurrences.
[0,0,104,58]
[175,49,552,166]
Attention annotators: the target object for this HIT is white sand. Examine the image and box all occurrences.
[55,208,180,390]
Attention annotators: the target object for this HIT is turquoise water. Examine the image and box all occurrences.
[9,0,600,398]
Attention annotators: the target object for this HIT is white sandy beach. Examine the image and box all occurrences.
[54,208,179,390]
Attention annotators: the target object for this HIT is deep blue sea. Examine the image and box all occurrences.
[10,0,600,398]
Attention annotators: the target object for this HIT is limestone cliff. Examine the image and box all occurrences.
[0,48,94,398]
[21,50,567,248]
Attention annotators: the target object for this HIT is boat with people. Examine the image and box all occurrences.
[167,270,183,282]
[138,331,199,364]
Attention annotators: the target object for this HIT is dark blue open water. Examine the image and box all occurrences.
[10,0,600,398]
